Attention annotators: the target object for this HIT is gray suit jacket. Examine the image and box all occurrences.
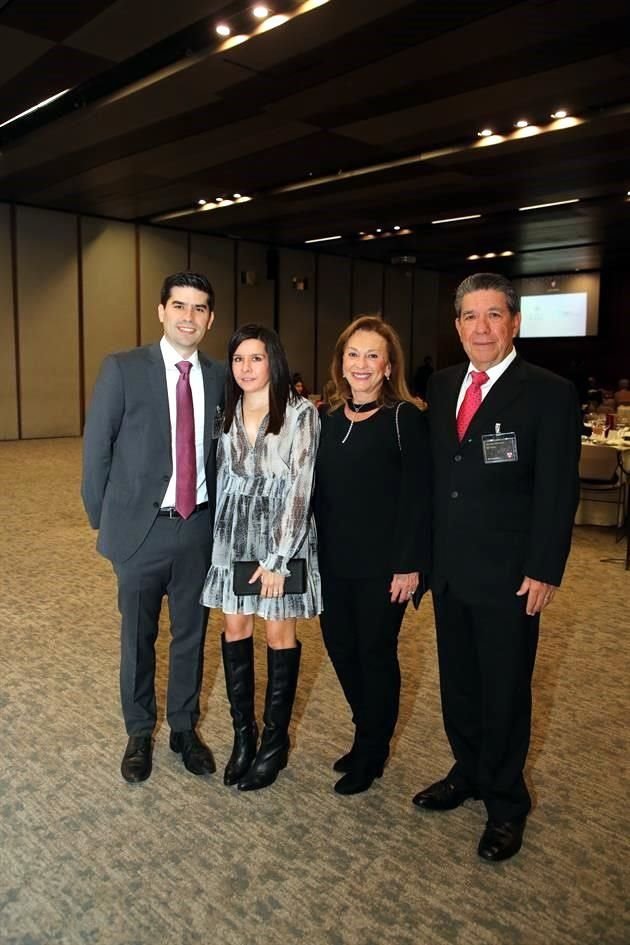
[81,342,225,563]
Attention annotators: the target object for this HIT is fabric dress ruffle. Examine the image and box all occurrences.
[201,396,322,619]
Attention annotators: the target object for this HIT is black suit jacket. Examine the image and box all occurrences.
[81,342,225,564]
[427,355,581,604]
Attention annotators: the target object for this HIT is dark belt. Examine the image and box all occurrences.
[157,501,209,518]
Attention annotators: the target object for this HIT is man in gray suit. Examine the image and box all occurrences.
[82,271,225,783]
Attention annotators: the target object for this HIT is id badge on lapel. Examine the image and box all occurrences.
[481,424,518,464]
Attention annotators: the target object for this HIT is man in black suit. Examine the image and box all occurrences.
[82,272,225,783]
[412,272,580,861]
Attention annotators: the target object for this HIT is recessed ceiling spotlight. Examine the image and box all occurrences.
[215,196,223,202]
[216,23,231,36]
[358,231,365,235]
[484,252,496,258]
[551,109,568,119]
[500,250,515,257]
[393,225,401,231]
[467,254,480,260]
[233,193,242,199]
[515,120,529,128]
[376,228,382,233]
[253,5,269,17]
[431,214,481,224]
[477,128,493,138]
[518,198,579,211]
[197,198,207,205]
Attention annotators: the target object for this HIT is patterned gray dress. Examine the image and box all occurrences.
[201,396,322,619]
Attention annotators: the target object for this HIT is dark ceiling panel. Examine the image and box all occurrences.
[0,0,118,41]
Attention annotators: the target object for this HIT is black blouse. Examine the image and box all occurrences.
[314,402,432,580]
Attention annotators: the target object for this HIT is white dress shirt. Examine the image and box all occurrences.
[455,347,517,416]
[160,336,207,508]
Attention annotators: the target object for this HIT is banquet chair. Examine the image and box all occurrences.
[576,443,626,529]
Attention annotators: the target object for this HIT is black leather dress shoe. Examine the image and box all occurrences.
[334,763,384,796]
[412,777,477,811]
[121,735,153,783]
[170,729,216,776]
[478,817,526,862]
[332,748,356,773]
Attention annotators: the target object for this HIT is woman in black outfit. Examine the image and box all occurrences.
[315,315,432,795]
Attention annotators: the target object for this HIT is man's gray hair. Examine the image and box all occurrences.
[454,273,520,318]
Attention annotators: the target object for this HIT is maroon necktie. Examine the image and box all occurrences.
[175,361,196,518]
[456,370,489,441]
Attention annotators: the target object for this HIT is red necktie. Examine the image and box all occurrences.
[456,370,489,441]
[175,361,196,518]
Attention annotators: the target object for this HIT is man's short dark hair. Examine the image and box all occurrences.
[454,273,519,318]
[160,271,215,311]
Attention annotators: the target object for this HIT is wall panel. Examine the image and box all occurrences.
[384,265,413,377]
[81,218,136,409]
[316,254,351,393]
[278,248,316,390]
[352,260,383,317]
[138,226,187,344]
[17,207,80,438]
[236,241,274,328]
[0,205,18,439]
[412,269,441,375]
[190,233,235,361]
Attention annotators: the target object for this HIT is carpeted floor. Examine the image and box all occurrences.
[0,438,628,945]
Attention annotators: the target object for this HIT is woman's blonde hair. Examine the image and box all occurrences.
[325,314,418,412]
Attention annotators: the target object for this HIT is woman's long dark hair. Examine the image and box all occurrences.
[223,324,293,436]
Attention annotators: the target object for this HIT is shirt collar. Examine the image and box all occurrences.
[160,335,199,369]
[465,346,516,384]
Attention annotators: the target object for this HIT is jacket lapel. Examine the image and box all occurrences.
[146,343,172,455]
[464,354,527,440]
[200,354,218,460]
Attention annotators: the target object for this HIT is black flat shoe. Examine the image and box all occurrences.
[121,735,153,783]
[334,764,383,796]
[170,729,216,776]
[412,777,477,811]
[478,817,526,862]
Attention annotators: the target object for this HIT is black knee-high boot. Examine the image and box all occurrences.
[222,634,259,786]
[237,641,301,792]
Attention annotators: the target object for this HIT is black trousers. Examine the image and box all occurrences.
[433,587,539,822]
[319,571,407,767]
[113,508,212,736]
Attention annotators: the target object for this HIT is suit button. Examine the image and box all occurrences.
[153,501,159,508]
[454,454,462,462]
[450,490,459,499]
[162,475,170,482]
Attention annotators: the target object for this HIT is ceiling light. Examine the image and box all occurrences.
[500,250,515,257]
[518,198,579,211]
[393,225,401,231]
[0,88,71,130]
[376,228,382,233]
[215,196,223,202]
[259,13,288,30]
[467,254,480,260]
[515,120,529,128]
[431,214,481,224]
[551,110,568,119]
[253,5,269,17]
[197,199,207,205]
[216,23,231,37]
[484,252,496,258]
[477,128,493,138]
[233,193,242,199]
[304,235,342,244]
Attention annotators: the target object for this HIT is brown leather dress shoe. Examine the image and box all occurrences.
[477,817,526,862]
[121,735,153,783]
[170,729,216,775]
[412,777,477,810]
